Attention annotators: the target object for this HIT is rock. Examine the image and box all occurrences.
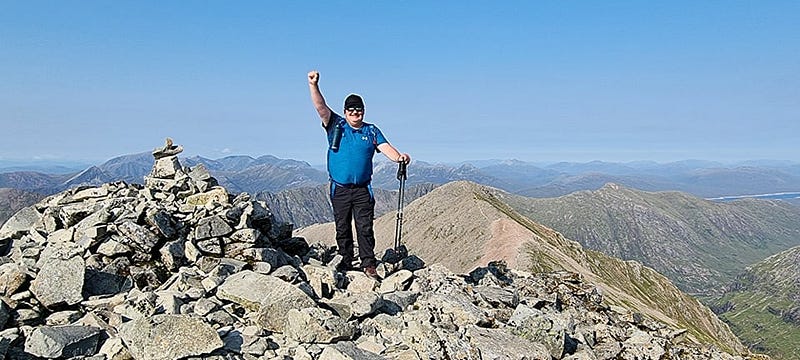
[194,215,233,240]
[24,325,102,358]
[473,285,518,308]
[284,307,355,343]
[380,291,419,315]
[116,221,160,254]
[151,156,182,179]
[379,269,413,293]
[0,299,9,329]
[0,329,20,359]
[145,209,177,239]
[0,262,28,295]
[97,240,132,257]
[159,240,185,270]
[302,264,337,298]
[72,187,109,202]
[216,270,315,332]
[0,206,41,239]
[322,293,384,320]
[119,314,222,360]
[45,310,83,326]
[346,272,379,293]
[98,337,133,360]
[185,187,230,207]
[319,341,384,360]
[30,248,85,308]
[509,304,568,359]
[152,138,183,159]
[465,326,550,359]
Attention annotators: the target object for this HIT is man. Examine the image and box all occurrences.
[308,70,411,278]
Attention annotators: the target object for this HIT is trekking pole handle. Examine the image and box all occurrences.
[397,161,407,181]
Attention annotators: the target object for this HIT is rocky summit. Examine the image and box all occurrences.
[0,142,761,359]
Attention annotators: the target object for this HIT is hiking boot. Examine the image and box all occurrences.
[364,266,379,279]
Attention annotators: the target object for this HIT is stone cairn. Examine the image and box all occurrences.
[0,140,757,360]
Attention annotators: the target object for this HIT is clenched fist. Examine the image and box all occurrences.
[308,70,320,85]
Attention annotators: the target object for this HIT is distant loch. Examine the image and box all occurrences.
[708,192,800,202]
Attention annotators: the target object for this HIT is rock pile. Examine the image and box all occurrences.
[0,142,755,359]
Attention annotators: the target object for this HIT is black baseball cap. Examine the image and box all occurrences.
[344,94,364,109]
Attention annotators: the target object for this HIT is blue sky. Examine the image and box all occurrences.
[1,1,798,165]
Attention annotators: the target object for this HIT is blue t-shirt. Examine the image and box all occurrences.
[324,113,387,186]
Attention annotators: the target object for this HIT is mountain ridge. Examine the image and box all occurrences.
[503,183,800,296]
[296,180,747,353]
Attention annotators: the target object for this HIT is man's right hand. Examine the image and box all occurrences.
[308,71,320,86]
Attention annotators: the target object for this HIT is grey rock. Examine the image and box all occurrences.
[188,163,212,182]
[380,291,419,315]
[119,314,222,360]
[194,215,233,240]
[465,326,550,360]
[284,307,355,343]
[59,202,96,228]
[24,325,102,358]
[116,221,160,254]
[242,247,291,268]
[151,156,182,179]
[146,209,177,239]
[195,237,223,256]
[0,329,20,359]
[379,269,413,293]
[322,293,384,320]
[44,310,83,326]
[71,186,109,202]
[400,255,425,272]
[98,337,133,360]
[319,341,384,360]
[272,264,302,283]
[473,285,518,308]
[206,310,236,326]
[155,291,184,315]
[302,264,336,298]
[0,262,28,295]
[0,299,9,329]
[509,304,568,359]
[97,240,133,257]
[152,138,183,159]
[193,297,219,317]
[30,249,85,308]
[159,240,185,270]
[84,260,134,297]
[0,206,41,239]
[229,228,261,245]
[216,270,315,332]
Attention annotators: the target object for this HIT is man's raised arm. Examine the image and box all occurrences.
[308,70,332,127]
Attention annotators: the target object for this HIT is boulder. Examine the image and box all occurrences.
[284,307,355,343]
[118,314,222,360]
[24,325,102,358]
[0,206,40,239]
[30,247,85,307]
[216,270,315,332]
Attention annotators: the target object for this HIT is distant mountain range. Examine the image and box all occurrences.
[3,153,800,198]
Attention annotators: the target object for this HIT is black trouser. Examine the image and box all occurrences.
[330,183,377,269]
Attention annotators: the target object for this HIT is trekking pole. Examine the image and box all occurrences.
[393,161,407,251]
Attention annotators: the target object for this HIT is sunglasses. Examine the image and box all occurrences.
[345,107,364,113]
